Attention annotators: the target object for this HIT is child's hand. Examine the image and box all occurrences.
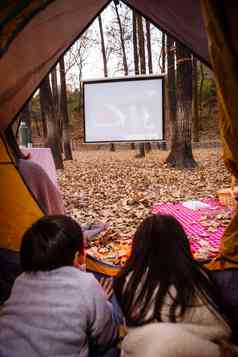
[99,277,113,300]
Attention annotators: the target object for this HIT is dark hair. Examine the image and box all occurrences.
[114,214,228,327]
[20,215,84,272]
[5,126,30,163]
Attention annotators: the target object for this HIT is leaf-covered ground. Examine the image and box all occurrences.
[58,148,231,264]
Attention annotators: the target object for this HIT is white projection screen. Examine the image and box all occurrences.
[83,76,164,143]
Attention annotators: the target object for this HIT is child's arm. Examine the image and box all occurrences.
[86,275,118,349]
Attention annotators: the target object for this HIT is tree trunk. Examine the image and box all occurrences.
[98,15,108,77]
[59,56,73,160]
[133,10,139,75]
[51,66,59,115]
[146,19,153,74]
[114,2,128,75]
[35,117,42,138]
[20,102,32,143]
[158,32,167,150]
[40,76,63,169]
[165,36,177,163]
[167,42,196,168]
[137,14,146,157]
[98,14,114,152]
[161,32,166,73]
[39,88,47,139]
[192,57,199,142]
[51,65,62,141]
[131,10,139,150]
[199,62,205,130]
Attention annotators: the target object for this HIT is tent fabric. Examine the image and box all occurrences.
[0,0,110,130]
[125,0,210,66]
[201,1,238,271]
[0,0,210,130]
[0,0,55,58]
[0,1,238,274]
[0,134,43,252]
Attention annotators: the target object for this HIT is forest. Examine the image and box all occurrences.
[15,2,226,264]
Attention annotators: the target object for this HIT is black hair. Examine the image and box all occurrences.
[4,126,30,163]
[114,214,229,327]
[20,215,84,272]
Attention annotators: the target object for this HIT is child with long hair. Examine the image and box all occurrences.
[114,214,237,357]
[0,215,118,357]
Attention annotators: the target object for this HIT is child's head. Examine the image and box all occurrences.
[115,214,227,326]
[129,214,192,274]
[20,215,85,272]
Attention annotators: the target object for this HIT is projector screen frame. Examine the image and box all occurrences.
[82,75,165,144]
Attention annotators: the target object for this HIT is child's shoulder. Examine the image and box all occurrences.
[58,266,98,288]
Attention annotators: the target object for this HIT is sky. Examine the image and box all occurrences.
[64,2,163,90]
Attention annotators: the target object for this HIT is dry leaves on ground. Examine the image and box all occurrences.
[58,148,230,264]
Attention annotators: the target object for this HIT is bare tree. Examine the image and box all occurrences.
[114,2,128,75]
[40,76,63,169]
[161,32,166,73]
[98,14,108,77]
[192,57,199,142]
[130,9,139,150]
[137,14,146,157]
[39,92,47,139]
[199,62,205,126]
[59,56,73,160]
[146,19,153,74]
[98,14,115,152]
[133,10,139,76]
[20,103,32,143]
[165,36,177,164]
[51,65,63,151]
[166,42,196,168]
[159,32,167,150]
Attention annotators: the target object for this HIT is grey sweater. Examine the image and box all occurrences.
[0,267,116,357]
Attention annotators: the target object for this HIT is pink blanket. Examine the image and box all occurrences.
[152,199,233,260]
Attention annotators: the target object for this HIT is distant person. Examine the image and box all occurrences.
[114,214,237,357]
[0,215,118,357]
[5,126,65,215]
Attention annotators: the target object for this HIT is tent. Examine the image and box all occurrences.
[0,0,237,274]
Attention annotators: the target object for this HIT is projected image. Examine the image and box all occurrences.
[83,77,164,143]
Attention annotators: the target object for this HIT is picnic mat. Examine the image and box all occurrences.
[87,199,234,265]
[152,199,233,260]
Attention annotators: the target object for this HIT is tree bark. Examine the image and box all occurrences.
[20,102,32,142]
[51,66,59,115]
[133,10,139,75]
[51,65,62,139]
[165,36,177,162]
[131,10,139,150]
[98,15,108,78]
[59,56,73,160]
[98,14,115,152]
[158,32,167,150]
[40,76,63,169]
[146,19,153,74]
[192,57,199,142]
[161,32,166,73]
[137,14,146,157]
[114,2,128,75]
[166,42,196,168]
[199,62,205,130]
[39,87,47,139]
